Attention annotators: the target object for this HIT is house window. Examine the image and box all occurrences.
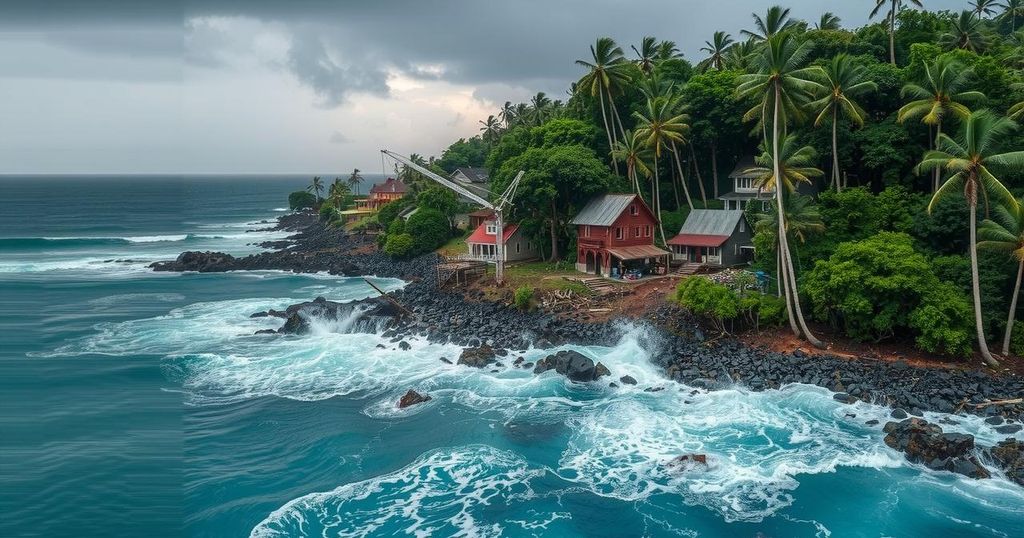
[740,220,745,233]
[615,227,623,240]
[516,242,521,254]
[630,204,638,216]
[634,226,640,237]
[708,247,720,258]
[486,224,497,235]
[734,244,738,255]
[644,225,651,238]
[584,225,591,238]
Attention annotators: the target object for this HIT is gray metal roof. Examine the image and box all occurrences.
[728,156,761,179]
[679,209,746,236]
[452,167,490,183]
[570,194,639,226]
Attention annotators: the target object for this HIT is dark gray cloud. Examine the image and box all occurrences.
[286,31,390,107]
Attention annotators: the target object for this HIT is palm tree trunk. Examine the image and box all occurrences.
[772,85,800,336]
[832,111,841,192]
[1003,258,1023,356]
[889,4,897,65]
[671,142,695,210]
[607,87,629,145]
[780,222,825,348]
[710,142,720,199]
[688,144,709,206]
[598,91,620,175]
[776,248,782,298]
[969,199,1000,367]
[669,150,681,208]
[549,200,560,262]
[934,121,942,193]
[653,156,668,245]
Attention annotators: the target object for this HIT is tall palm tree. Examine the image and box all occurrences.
[737,33,825,348]
[655,40,683,61]
[575,37,631,172]
[634,96,691,243]
[346,168,363,195]
[940,11,990,52]
[512,103,530,127]
[725,39,758,71]
[809,54,877,191]
[742,5,798,41]
[698,32,734,71]
[1000,0,1024,31]
[870,0,924,65]
[631,36,659,75]
[917,110,1024,367]
[529,92,551,126]
[753,193,826,295]
[972,0,1000,16]
[306,176,324,202]
[327,177,351,207]
[816,12,842,30]
[636,75,698,208]
[479,115,501,142]
[979,198,1024,356]
[499,101,515,128]
[898,57,985,191]
[611,130,653,202]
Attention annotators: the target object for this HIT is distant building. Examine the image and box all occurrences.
[667,209,753,267]
[467,208,495,230]
[465,220,538,262]
[718,156,774,211]
[357,178,408,211]
[570,194,670,277]
[450,168,491,204]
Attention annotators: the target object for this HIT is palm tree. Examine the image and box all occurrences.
[737,33,825,348]
[725,39,758,71]
[655,40,683,61]
[575,37,631,172]
[917,110,1024,367]
[327,177,351,208]
[636,75,698,208]
[979,198,1024,356]
[870,0,924,65]
[809,54,877,191]
[512,102,530,127]
[742,5,798,41]
[631,36,658,75]
[698,32,734,71]
[634,96,691,243]
[306,176,324,202]
[529,92,551,126]
[898,57,985,191]
[479,115,501,142]
[499,101,515,128]
[972,0,1000,16]
[1000,0,1024,31]
[346,168,363,195]
[1009,83,1024,119]
[753,193,826,295]
[940,11,990,52]
[611,130,653,202]
[816,12,842,30]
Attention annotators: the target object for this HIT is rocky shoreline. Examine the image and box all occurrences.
[152,210,1024,485]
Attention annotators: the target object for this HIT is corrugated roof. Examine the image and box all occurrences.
[606,244,670,260]
[466,222,519,245]
[728,156,761,179]
[452,167,490,183]
[570,194,640,226]
[667,234,730,247]
[678,209,745,237]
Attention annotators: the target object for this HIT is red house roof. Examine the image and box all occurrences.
[666,234,730,247]
[466,222,519,245]
[369,178,409,194]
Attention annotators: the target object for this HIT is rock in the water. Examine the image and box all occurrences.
[398,389,431,408]
[533,350,610,382]
[667,454,709,470]
[833,392,857,404]
[151,250,237,272]
[458,345,498,368]
[995,424,1022,435]
[985,439,1024,486]
[883,418,990,479]
[620,375,638,385]
[398,340,411,351]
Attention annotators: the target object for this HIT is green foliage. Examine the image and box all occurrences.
[383,233,415,258]
[388,218,406,236]
[288,191,316,210]
[376,197,414,232]
[803,232,973,356]
[436,137,488,172]
[513,286,534,311]
[416,186,461,216]
[405,207,451,254]
[673,277,784,332]
[319,204,340,223]
[1011,321,1024,356]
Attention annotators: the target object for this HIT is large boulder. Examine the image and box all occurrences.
[269,296,405,335]
[533,350,610,383]
[150,251,237,272]
[985,438,1024,486]
[398,389,431,408]
[458,345,498,368]
[883,418,990,479]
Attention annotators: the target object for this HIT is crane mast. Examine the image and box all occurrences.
[380,149,523,284]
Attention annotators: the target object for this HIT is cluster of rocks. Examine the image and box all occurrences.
[252,296,405,336]
[533,350,610,382]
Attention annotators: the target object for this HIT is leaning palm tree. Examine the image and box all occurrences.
[698,32,733,71]
[870,0,924,65]
[499,101,515,128]
[611,130,653,202]
[634,96,691,243]
[631,36,659,75]
[742,5,798,41]
[940,11,990,52]
[575,37,631,172]
[898,57,985,191]
[737,33,825,348]
[1000,0,1024,31]
[635,75,699,208]
[816,12,842,30]
[972,0,1000,16]
[917,110,1024,367]
[754,193,826,295]
[306,176,324,202]
[979,198,1024,356]
[346,168,363,195]
[809,54,877,191]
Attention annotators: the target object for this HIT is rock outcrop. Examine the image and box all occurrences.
[985,438,1024,486]
[533,350,611,383]
[883,418,990,479]
[398,389,431,408]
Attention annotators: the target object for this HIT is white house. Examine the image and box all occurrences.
[465,220,539,262]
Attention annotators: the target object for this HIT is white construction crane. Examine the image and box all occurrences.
[381,149,523,284]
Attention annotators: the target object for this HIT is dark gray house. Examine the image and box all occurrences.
[667,210,753,267]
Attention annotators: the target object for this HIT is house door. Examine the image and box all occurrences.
[585,251,596,273]
[688,247,701,263]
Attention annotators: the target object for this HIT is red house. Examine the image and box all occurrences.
[570,194,671,277]
[357,178,408,211]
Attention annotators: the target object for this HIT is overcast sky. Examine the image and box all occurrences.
[0,0,966,174]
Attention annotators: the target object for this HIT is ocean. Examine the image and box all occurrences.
[1,175,1021,537]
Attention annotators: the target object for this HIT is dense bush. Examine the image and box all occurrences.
[288,191,316,210]
[376,197,413,231]
[1011,321,1024,357]
[803,232,973,356]
[673,276,784,333]
[513,286,534,311]
[383,233,415,258]
[405,208,451,254]
[319,204,339,223]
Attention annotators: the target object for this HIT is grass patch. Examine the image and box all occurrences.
[436,230,469,256]
[475,261,593,299]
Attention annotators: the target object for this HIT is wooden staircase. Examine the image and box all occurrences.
[575,276,618,295]
[674,263,703,276]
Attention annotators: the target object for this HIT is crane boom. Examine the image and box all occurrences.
[380,150,493,209]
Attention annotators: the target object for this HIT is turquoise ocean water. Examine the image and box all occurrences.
[1,175,1021,537]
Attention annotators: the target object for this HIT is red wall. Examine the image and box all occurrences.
[575,199,658,264]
